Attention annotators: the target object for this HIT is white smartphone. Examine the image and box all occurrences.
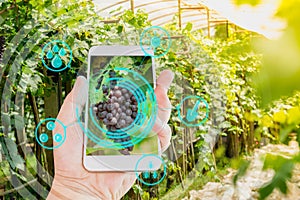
[83,46,161,172]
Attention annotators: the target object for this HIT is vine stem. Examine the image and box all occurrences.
[171,138,185,189]
[0,179,37,196]
[0,5,15,15]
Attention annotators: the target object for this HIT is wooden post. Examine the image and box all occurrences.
[206,7,210,38]
[226,20,229,38]
[248,121,254,151]
[42,70,59,180]
[28,92,43,200]
[130,0,134,13]
[14,91,27,179]
[178,0,182,29]
[43,88,57,178]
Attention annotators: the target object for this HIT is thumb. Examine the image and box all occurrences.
[155,70,174,95]
[57,76,88,125]
[155,70,174,123]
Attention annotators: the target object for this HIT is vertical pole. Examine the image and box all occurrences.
[206,7,210,38]
[178,0,182,29]
[130,0,134,13]
[226,20,229,38]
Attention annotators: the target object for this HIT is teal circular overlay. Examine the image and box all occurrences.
[34,118,67,150]
[135,154,167,186]
[76,67,158,149]
[140,26,172,58]
[177,95,209,127]
[41,40,72,72]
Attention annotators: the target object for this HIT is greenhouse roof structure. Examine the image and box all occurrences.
[93,0,285,39]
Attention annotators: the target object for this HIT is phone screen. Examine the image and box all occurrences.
[85,55,159,157]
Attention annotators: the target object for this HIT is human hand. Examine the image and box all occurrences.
[47,70,174,200]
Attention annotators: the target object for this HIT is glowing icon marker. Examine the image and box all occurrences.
[41,40,72,72]
[46,121,56,131]
[40,133,49,143]
[135,154,167,186]
[177,95,209,127]
[140,26,172,58]
[186,100,201,122]
[35,118,67,149]
[54,133,63,143]
[52,55,63,68]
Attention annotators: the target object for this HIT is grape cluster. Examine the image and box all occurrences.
[0,36,5,62]
[94,71,138,155]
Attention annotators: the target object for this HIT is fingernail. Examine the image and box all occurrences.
[157,70,174,91]
[72,76,88,106]
[76,70,87,78]
[74,76,87,88]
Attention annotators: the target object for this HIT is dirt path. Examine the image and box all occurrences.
[183,144,300,200]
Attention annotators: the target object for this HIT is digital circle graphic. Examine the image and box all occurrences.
[39,133,49,143]
[46,121,56,130]
[54,133,63,143]
[177,95,209,127]
[135,154,167,186]
[76,67,158,149]
[140,26,172,58]
[34,118,67,149]
[41,40,72,72]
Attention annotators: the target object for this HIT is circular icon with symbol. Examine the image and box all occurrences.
[135,154,167,186]
[140,26,171,58]
[41,40,72,72]
[35,118,67,150]
[177,95,209,127]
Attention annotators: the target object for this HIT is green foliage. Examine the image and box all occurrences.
[234,0,261,6]
[1,0,299,199]
[0,1,153,198]
[0,137,24,171]
[254,31,300,107]
[199,32,261,157]
[230,1,300,198]
[253,0,300,107]
[233,159,250,185]
[259,154,294,200]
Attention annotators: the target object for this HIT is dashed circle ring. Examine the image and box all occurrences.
[140,26,172,58]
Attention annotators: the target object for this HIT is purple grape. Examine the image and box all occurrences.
[110,117,117,125]
[126,109,132,116]
[103,118,109,125]
[132,112,137,118]
[115,90,122,98]
[125,102,131,107]
[121,88,128,94]
[93,106,98,113]
[120,113,126,119]
[118,96,125,103]
[107,113,113,120]
[131,105,137,112]
[119,119,126,127]
[111,96,117,102]
[121,106,127,111]
[114,102,120,109]
[111,109,117,116]
[107,104,114,111]
[98,103,104,111]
